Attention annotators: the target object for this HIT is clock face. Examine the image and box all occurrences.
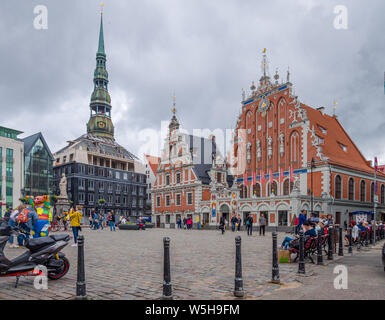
[97,121,106,129]
[258,98,270,114]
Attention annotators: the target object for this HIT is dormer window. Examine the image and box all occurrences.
[317,125,327,135]
[339,143,347,152]
[315,135,324,145]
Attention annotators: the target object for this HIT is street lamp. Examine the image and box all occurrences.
[310,157,315,217]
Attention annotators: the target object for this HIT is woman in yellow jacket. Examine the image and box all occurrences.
[69,206,82,247]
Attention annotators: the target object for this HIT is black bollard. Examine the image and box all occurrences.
[338,227,344,256]
[162,237,173,300]
[76,235,87,300]
[298,230,306,274]
[348,227,353,254]
[327,226,334,260]
[317,231,323,265]
[357,232,361,251]
[372,223,376,245]
[272,232,280,284]
[365,228,369,247]
[234,236,244,297]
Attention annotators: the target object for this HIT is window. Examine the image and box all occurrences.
[79,179,85,190]
[253,183,261,197]
[187,192,193,205]
[268,182,278,196]
[88,193,94,203]
[217,172,222,183]
[156,196,161,207]
[318,125,327,134]
[360,181,366,202]
[339,143,347,152]
[335,175,342,199]
[166,175,170,185]
[381,185,385,204]
[88,180,94,190]
[88,166,94,175]
[176,194,181,206]
[283,180,293,196]
[166,195,170,206]
[98,181,104,191]
[78,193,85,203]
[176,172,181,184]
[348,178,354,200]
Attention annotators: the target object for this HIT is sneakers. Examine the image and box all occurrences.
[71,243,78,247]
[9,244,19,248]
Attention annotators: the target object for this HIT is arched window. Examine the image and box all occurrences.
[360,180,366,202]
[370,182,375,203]
[381,184,385,204]
[335,175,342,199]
[290,131,300,163]
[240,185,248,199]
[253,183,261,197]
[348,178,354,201]
[283,179,293,195]
[268,181,278,196]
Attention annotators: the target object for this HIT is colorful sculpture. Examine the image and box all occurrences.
[26,195,52,238]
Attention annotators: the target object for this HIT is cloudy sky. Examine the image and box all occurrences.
[1,0,384,163]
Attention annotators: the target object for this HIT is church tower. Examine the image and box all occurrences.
[87,11,115,140]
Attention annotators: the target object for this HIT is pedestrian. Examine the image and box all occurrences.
[177,218,182,229]
[8,206,21,248]
[69,206,83,247]
[299,210,307,230]
[231,215,237,232]
[197,215,201,229]
[219,216,225,235]
[187,217,192,230]
[237,215,242,232]
[259,213,266,236]
[98,212,104,230]
[108,212,116,231]
[92,210,99,230]
[245,215,253,236]
[183,217,187,230]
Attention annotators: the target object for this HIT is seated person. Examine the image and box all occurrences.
[281,220,317,249]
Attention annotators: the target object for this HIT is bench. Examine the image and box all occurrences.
[289,236,318,264]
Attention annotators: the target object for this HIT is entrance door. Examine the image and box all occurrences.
[156,215,160,228]
[243,212,250,224]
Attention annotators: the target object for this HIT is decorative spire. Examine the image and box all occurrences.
[87,9,114,139]
[274,68,279,85]
[259,48,271,88]
[286,67,291,83]
[169,94,180,132]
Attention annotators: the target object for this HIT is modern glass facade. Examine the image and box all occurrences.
[24,137,53,196]
[5,148,13,207]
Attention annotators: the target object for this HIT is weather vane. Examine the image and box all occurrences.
[171,94,177,115]
[101,3,104,14]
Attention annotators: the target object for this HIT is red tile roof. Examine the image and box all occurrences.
[145,154,161,175]
[302,104,385,177]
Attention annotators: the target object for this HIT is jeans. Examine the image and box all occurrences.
[8,219,16,244]
[72,226,79,243]
[17,224,31,246]
[231,223,236,232]
[98,221,104,230]
[109,221,116,231]
[281,236,295,249]
[247,225,253,236]
[259,225,265,236]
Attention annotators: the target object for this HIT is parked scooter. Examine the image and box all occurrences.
[0,223,70,287]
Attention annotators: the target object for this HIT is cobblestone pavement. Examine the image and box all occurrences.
[0,228,383,300]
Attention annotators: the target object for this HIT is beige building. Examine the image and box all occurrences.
[0,126,24,215]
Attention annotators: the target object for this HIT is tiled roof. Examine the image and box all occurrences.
[145,154,160,175]
[302,104,385,177]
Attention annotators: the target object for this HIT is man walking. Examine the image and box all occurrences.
[245,215,253,236]
[108,212,116,231]
[259,213,266,236]
[231,215,237,232]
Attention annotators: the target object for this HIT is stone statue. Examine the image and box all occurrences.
[59,173,67,198]
[256,139,261,162]
[267,136,273,159]
[279,133,285,157]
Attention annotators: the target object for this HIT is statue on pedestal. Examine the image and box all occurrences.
[59,173,67,198]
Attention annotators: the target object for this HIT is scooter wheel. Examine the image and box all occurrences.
[48,257,70,280]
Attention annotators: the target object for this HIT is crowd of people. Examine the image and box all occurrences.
[176,217,194,230]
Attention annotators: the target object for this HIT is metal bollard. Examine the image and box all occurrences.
[338,227,344,256]
[234,236,244,297]
[298,230,306,274]
[272,232,280,284]
[317,231,323,265]
[357,232,361,251]
[327,227,334,260]
[365,228,369,247]
[162,237,173,300]
[76,235,87,300]
[348,227,353,254]
[373,223,376,245]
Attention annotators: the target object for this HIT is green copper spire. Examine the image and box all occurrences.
[87,11,114,140]
[97,13,105,56]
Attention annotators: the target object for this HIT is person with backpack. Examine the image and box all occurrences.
[245,215,253,236]
[16,204,39,246]
[69,206,83,247]
[108,212,116,231]
[219,216,226,235]
[8,206,21,248]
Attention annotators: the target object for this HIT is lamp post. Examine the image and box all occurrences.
[310,157,315,216]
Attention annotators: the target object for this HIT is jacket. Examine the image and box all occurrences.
[69,210,82,227]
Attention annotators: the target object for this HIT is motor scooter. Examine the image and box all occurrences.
[0,223,70,287]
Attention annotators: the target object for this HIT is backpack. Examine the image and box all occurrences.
[17,209,29,223]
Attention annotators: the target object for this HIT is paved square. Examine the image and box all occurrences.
[0,228,384,300]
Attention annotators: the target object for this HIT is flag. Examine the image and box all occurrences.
[280,167,284,183]
[374,157,378,171]
[269,169,273,183]
[261,170,265,185]
[244,172,248,186]
[252,171,257,185]
[289,166,294,182]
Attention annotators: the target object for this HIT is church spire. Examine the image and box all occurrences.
[87,9,115,140]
